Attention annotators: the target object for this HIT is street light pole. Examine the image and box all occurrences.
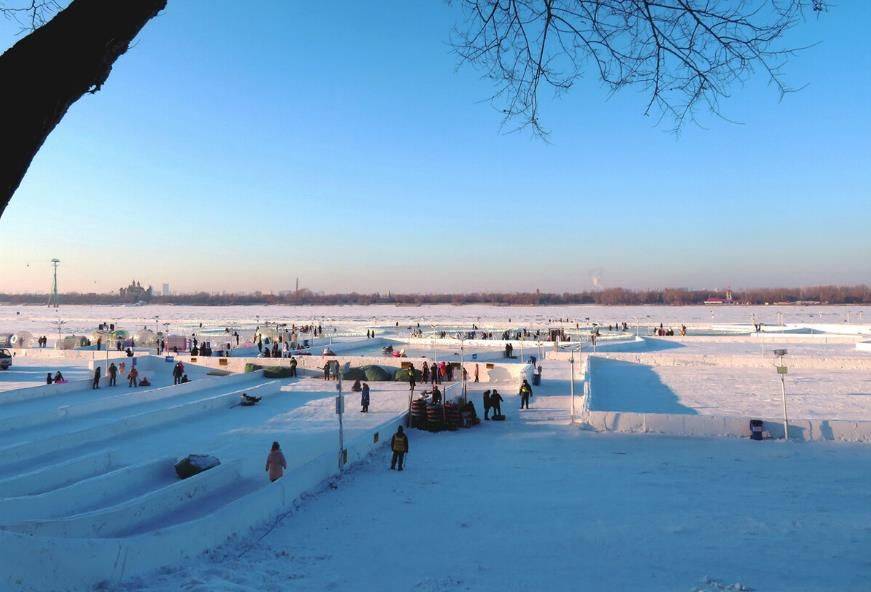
[460,335,466,405]
[774,349,789,440]
[569,347,576,422]
[336,366,345,471]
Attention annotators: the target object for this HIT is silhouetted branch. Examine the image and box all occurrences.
[453,0,826,135]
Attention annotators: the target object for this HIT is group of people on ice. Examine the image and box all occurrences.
[263,374,535,480]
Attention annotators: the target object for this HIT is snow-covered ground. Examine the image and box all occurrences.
[2,307,870,590]
[2,303,869,338]
[591,357,871,420]
[0,356,92,392]
[595,337,871,358]
[109,360,871,592]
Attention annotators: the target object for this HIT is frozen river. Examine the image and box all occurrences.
[2,303,869,337]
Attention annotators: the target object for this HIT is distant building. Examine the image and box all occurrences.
[119,280,153,302]
[162,283,171,297]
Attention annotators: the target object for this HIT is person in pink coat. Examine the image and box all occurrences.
[265,441,287,482]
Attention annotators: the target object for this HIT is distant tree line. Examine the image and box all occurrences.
[1,285,868,306]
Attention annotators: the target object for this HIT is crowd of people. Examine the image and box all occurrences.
[90,359,159,389]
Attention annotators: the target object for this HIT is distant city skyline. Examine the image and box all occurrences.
[0,2,868,293]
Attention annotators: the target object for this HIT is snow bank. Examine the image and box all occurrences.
[0,377,107,406]
[581,355,871,442]
[580,409,871,442]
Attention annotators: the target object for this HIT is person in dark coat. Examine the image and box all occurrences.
[519,379,532,409]
[361,382,370,413]
[289,356,297,377]
[92,366,101,390]
[46,372,53,385]
[108,362,118,387]
[390,426,408,471]
[490,389,503,417]
[482,389,492,420]
[408,369,416,393]
[172,362,183,385]
[422,362,429,383]
[431,385,442,406]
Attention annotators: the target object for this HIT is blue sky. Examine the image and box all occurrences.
[1,1,869,294]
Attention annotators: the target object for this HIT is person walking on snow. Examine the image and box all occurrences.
[361,382,370,413]
[490,389,503,417]
[289,356,297,377]
[172,362,183,385]
[390,426,408,471]
[91,366,102,389]
[108,362,118,387]
[519,379,533,409]
[265,441,287,482]
[482,389,492,420]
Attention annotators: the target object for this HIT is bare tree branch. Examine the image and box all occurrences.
[452,0,827,135]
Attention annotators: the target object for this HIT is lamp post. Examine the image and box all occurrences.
[519,333,524,365]
[154,315,160,355]
[335,364,346,471]
[460,335,466,405]
[774,349,789,440]
[569,346,576,423]
[53,319,65,349]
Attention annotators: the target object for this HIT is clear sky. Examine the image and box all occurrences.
[0,1,869,294]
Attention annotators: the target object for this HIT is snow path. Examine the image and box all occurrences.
[110,361,871,591]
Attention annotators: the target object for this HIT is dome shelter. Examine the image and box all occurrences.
[10,331,34,348]
[135,328,158,347]
[91,329,134,348]
[58,335,90,350]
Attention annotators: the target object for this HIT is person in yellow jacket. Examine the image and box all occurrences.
[519,379,533,409]
[390,426,409,471]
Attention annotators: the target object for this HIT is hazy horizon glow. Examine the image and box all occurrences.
[0,2,868,294]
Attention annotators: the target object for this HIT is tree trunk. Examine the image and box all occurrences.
[0,0,167,219]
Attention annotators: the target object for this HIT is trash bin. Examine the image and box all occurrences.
[749,419,764,440]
